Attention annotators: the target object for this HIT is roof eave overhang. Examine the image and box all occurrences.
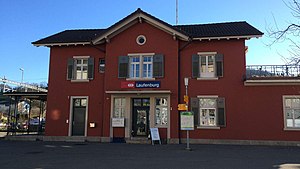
[92,13,189,45]
[193,35,262,41]
[33,42,91,47]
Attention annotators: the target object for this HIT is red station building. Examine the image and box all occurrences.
[33,9,300,145]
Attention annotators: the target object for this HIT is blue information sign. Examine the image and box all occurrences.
[135,81,160,88]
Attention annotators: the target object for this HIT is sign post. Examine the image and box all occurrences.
[180,111,194,150]
[182,77,193,150]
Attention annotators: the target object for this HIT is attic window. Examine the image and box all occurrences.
[136,35,146,45]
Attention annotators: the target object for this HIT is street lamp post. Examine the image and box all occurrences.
[184,77,191,150]
[19,68,24,83]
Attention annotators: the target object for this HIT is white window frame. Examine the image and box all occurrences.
[128,53,154,80]
[113,97,126,118]
[197,95,220,129]
[283,95,300,130]
[155,97,168,126]
[73,56,90,81]
[198,52,217,79]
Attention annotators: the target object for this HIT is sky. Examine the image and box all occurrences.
[0,0,298,84]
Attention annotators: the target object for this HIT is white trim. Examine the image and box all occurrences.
[126,78,156,81]
[136,35,146,45]
[106,90,171,94]
[92,12,189,44]
[33,42,90,47]
[197,95,218,98]
[128,53,155,56]
[193,35,262,41]
[70,79,90,83]
[284,128,300,131]
[197,52,217,55]
[69,96,89,137]
[197,126,220,130]
[197,77,219,80]
[282,95,300,130]
[73,56,90,59]
[245,79,300,86]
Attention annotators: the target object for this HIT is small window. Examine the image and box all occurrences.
[67,57,94,81]
[199,98,217,126]
[284,97,300,129]
[99,59,105,73]
[191,96,226,128]
[155,98,168,126]
[113,98,126,118]
[136,35,146,45]
[192,53,223,79]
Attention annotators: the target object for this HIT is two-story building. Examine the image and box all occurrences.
[33,8,300,145]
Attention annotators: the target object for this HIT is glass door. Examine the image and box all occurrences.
[132,98,150,137]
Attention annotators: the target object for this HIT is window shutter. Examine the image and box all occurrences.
[118,56,129,78]
[67,58,74,80]
[153,54,164,78]
[217,97,226,127]
[215,54,224,77]
[88,57,94,79]
[191,97,199,126]
[192,54,199,78]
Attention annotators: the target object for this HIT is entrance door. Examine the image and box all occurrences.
[71,98,87,136]
[132,98,150,137]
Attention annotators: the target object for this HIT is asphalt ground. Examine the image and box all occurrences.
[0,140,300,169]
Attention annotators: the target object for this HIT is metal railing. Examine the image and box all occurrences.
[246,65,300,79]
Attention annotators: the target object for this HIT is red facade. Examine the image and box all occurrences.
[35,9,300,144]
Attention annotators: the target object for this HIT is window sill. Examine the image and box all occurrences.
[284,127,300,131]
[126,78,156,81]
[197,77,219,80]
[197,126,220,130]
[155,125,168,128]
[71,79,90,83]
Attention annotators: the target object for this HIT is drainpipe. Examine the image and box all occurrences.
[177,38,192,144]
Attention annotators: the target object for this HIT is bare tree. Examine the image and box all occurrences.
[268,0,300,64]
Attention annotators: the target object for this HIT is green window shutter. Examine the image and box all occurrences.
[191,97,199,126]
[217,97,226,127]
[88,57,94,79]
[67,58,74,80]
[153,54,164,78]
[215,54,224,77]
[118,56,129,78]
[192,54,199,78]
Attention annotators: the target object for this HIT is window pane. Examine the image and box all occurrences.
[200,56,206,73]
[207,56,214,73]
[114,98,125,118]
[76,59,82,64]
[81,99,87,107]
[135,64,140,77]
[285,99,292,108]
[155,98,168,125]
[291,99,300,108]
[200,98,216,108]
[83,59,88,65]
[200,108,216,126]
[74,99,81,107]
[134,99,141,106]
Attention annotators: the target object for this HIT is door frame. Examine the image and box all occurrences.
[131,98,150,137]
[68,96,89,136]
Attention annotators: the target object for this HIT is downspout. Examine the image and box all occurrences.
[90,41,106,138]
[177,38,192,144]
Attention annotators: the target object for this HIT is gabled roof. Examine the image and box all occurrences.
[32,29,106,46]
[91,8,190,44]
[32,8,263,47]
[174,21,263,40]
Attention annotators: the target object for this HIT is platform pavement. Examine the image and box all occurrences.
[0,140,300,169]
